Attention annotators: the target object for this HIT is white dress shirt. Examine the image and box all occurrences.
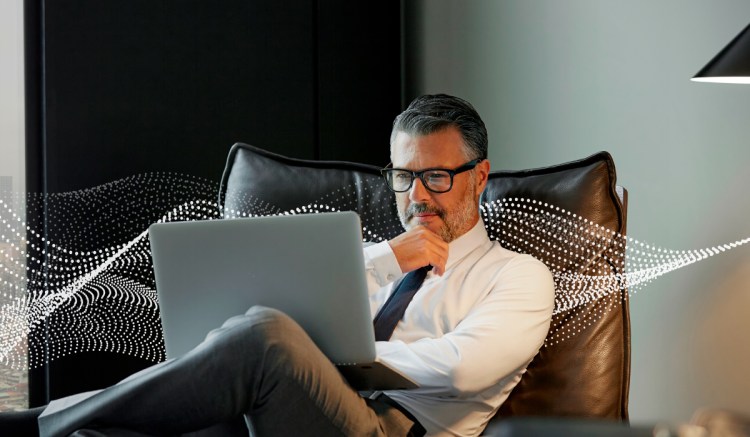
[363,219,555,437]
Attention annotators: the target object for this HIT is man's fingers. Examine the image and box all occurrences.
[388,226,450,274]
[426,245,448,276]
[415,231,447,274]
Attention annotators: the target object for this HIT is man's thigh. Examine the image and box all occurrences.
[240,306,417,436]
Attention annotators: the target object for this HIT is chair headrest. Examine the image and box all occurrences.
[220,143,624,238]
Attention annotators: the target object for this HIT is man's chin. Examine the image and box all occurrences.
[407,216,443,233]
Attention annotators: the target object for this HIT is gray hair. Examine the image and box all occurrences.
[390,94,488,160]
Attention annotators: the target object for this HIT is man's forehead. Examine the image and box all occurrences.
[389,129,467,166]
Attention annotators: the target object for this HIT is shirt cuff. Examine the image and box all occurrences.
[363,241,403,286]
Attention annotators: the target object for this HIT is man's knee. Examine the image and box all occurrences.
[242,305,306,347]
[204,305,301,351]
[243,305,288,323]
[243,305,299,335]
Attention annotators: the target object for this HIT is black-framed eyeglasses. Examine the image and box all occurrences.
[380,159,483,193]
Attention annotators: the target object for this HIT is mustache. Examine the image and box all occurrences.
[405,203,445,221]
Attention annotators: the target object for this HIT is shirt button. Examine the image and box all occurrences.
[387,274,395,281]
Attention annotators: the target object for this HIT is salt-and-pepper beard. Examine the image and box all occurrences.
[397,173,478,243]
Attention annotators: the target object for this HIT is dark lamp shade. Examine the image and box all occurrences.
[692,22,750,84]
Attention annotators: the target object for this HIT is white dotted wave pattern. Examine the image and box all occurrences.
[0,174,748,369]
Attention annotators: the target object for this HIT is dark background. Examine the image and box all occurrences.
[25,0,402,405]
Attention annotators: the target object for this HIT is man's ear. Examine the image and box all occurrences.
[475,159,490,194]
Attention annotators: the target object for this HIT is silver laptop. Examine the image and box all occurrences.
[149,211,417,390]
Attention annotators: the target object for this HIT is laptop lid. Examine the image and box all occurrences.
[149,211,377,365]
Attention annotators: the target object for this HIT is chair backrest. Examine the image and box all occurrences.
[219,143,630,421]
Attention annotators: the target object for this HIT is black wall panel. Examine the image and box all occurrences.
[25,0,401,405]
[317,1,401,166]
[42,0,316,192]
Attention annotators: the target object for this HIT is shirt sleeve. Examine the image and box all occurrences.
[376,254,555,397]
[363,241,403,291]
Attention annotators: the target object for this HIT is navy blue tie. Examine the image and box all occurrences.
[373,266,431,341]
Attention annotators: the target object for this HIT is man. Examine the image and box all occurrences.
[35,94,554,436]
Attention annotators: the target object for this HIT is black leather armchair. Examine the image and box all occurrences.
[220,143,630,423]
[0,143,630,435]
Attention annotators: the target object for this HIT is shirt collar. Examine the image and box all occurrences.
[444,218,490,270]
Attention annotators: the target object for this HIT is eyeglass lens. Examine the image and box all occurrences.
[389,170,452,192]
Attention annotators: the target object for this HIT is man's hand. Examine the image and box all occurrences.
[388,227,449,276]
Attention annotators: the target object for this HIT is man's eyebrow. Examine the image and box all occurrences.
[393,164,454,170]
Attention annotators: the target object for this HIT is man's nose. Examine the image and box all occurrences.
[409,176,431,202]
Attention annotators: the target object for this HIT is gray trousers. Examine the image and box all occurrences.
[39,306,421,437]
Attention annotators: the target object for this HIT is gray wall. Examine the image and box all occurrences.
[0,0,24,193]
[0,0,26,412]
[406,0,750,425]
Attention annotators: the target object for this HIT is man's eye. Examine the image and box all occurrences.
[426,172,448,180]
[394,173,411,180]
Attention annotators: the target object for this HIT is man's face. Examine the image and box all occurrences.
[390,126,489,243]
